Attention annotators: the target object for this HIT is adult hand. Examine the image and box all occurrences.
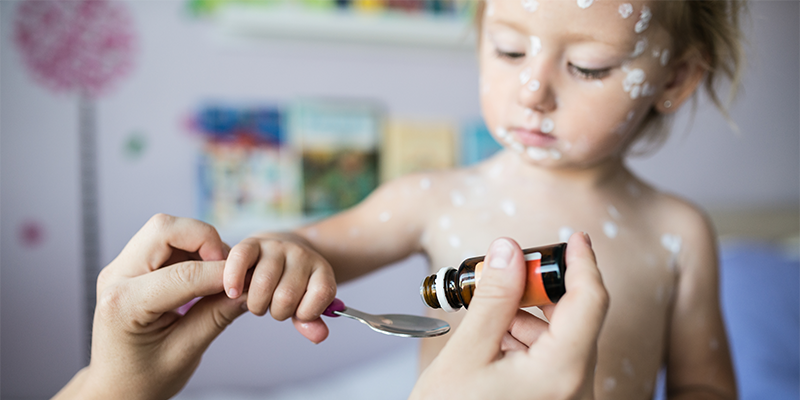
[53,214,248,400]
[410,233,609,400]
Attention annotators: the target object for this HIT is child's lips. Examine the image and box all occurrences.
[511,127,556,147]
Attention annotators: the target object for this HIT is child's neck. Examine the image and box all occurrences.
[495,150,627,189]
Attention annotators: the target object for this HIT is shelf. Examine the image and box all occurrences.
[213,4,477,49]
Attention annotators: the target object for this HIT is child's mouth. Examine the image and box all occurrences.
[511,128,557,148]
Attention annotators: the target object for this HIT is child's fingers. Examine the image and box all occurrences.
[268,252,312,321]
[223,239,261,299]
[295,261,336,321]
[247,251,285,316]
[291,316,329,344]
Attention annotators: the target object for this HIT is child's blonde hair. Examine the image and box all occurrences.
[474,0,746,155]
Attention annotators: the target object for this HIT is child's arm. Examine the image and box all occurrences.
[223,173,435,338]
[665,207,737,399]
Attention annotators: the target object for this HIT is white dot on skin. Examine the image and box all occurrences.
[608,204,621,220]
[661,49,670,66]
[603,221,619,238]
[540,118,554,133]
[661,233,682,254]
[489,164,504,177]
[519,67,532,85]
[419,177,431,190]
[635,5,652,33]
[527,79,540,92]
[627,181,641,197]
[622,359,635,377]
[451,191,466,207]
[449,235,461,248]
[604,377,617,391]
[522,0,539,12]
[496,126,508,139]
[527,147,547,160]
[559,226,574,242]
[577,0,593,9]
[439,215,451,229]
[630,85,641,99]
[379,211,392,222]
[549,149,562,160]
[511,142,525,153]
[530,36,542,56]
[501,200,516,216]
[619,3,633,18]
[632,37,648,58]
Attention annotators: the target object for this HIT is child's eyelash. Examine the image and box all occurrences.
[568,63,611,80]
[495,49,526,60]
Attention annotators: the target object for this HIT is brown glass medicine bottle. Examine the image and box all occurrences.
[420,243,567,312]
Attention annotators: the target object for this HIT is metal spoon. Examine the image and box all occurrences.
[322,298,450,338]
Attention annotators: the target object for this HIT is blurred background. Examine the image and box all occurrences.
[1,1,797,399]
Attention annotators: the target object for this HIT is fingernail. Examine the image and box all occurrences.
[583,232,592,247]
[489,239,513,269]
[228,288,239,298]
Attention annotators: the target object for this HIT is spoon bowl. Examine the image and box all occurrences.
[323,298,450,338]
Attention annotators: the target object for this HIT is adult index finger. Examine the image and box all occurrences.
[109,214,227,279]
[544,232,609,359]
[440,238,527,365]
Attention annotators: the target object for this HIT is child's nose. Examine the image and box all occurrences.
[517,66,557,114]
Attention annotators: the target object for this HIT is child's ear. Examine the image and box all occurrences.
[655,49,708,114]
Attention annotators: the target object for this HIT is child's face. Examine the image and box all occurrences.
[480,0,672,167]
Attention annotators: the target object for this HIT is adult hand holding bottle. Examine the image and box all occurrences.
[410,233,609,400]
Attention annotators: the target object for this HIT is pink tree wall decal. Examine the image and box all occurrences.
[14,0,136,361]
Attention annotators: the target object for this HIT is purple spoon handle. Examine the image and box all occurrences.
[322,298,346,317]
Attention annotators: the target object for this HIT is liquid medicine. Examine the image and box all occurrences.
[420,243,567,312]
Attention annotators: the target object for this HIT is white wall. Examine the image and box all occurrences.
[1,1,797,399]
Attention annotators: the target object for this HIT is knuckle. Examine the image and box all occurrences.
[96,284,126,316]
[270,288,299,320]
[147,213,174,232]
[171,261,202,285]
[211,307,236,331]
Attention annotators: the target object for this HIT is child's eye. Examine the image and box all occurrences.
[495,49,526,61]
[568,63,611,80]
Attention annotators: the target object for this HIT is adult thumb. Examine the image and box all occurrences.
[442,238,526,365]
[171,292,248,356]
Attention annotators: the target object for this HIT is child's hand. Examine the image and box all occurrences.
[223,235,337,344]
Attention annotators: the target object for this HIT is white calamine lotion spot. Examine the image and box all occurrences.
[577,0,593,9]
[559,226,575,242]
[420,177,431,190]
[619,3,633,18]
[604,377,617,391]
[608,204,621,220]
[496,126,508,139]
[511,142,525,153]
[522,0,539,13]
[660,49,670,66]
[632,38,648,58]
[549,149,562,160]
[661,233,682,254]
[519,67,532,85]
[540,118,554,133]
[530,36,542,56]
[527,147,548,160]
[524,108,534,117]
[379,211,392,222]
[501,200,516,216]
[449,235,461,248]
[622,359,635,377]
[603,221,619,238]
[527,79,541,92]
[451,191,466,207]
[635,5,652,33]
[439,215,451,229]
